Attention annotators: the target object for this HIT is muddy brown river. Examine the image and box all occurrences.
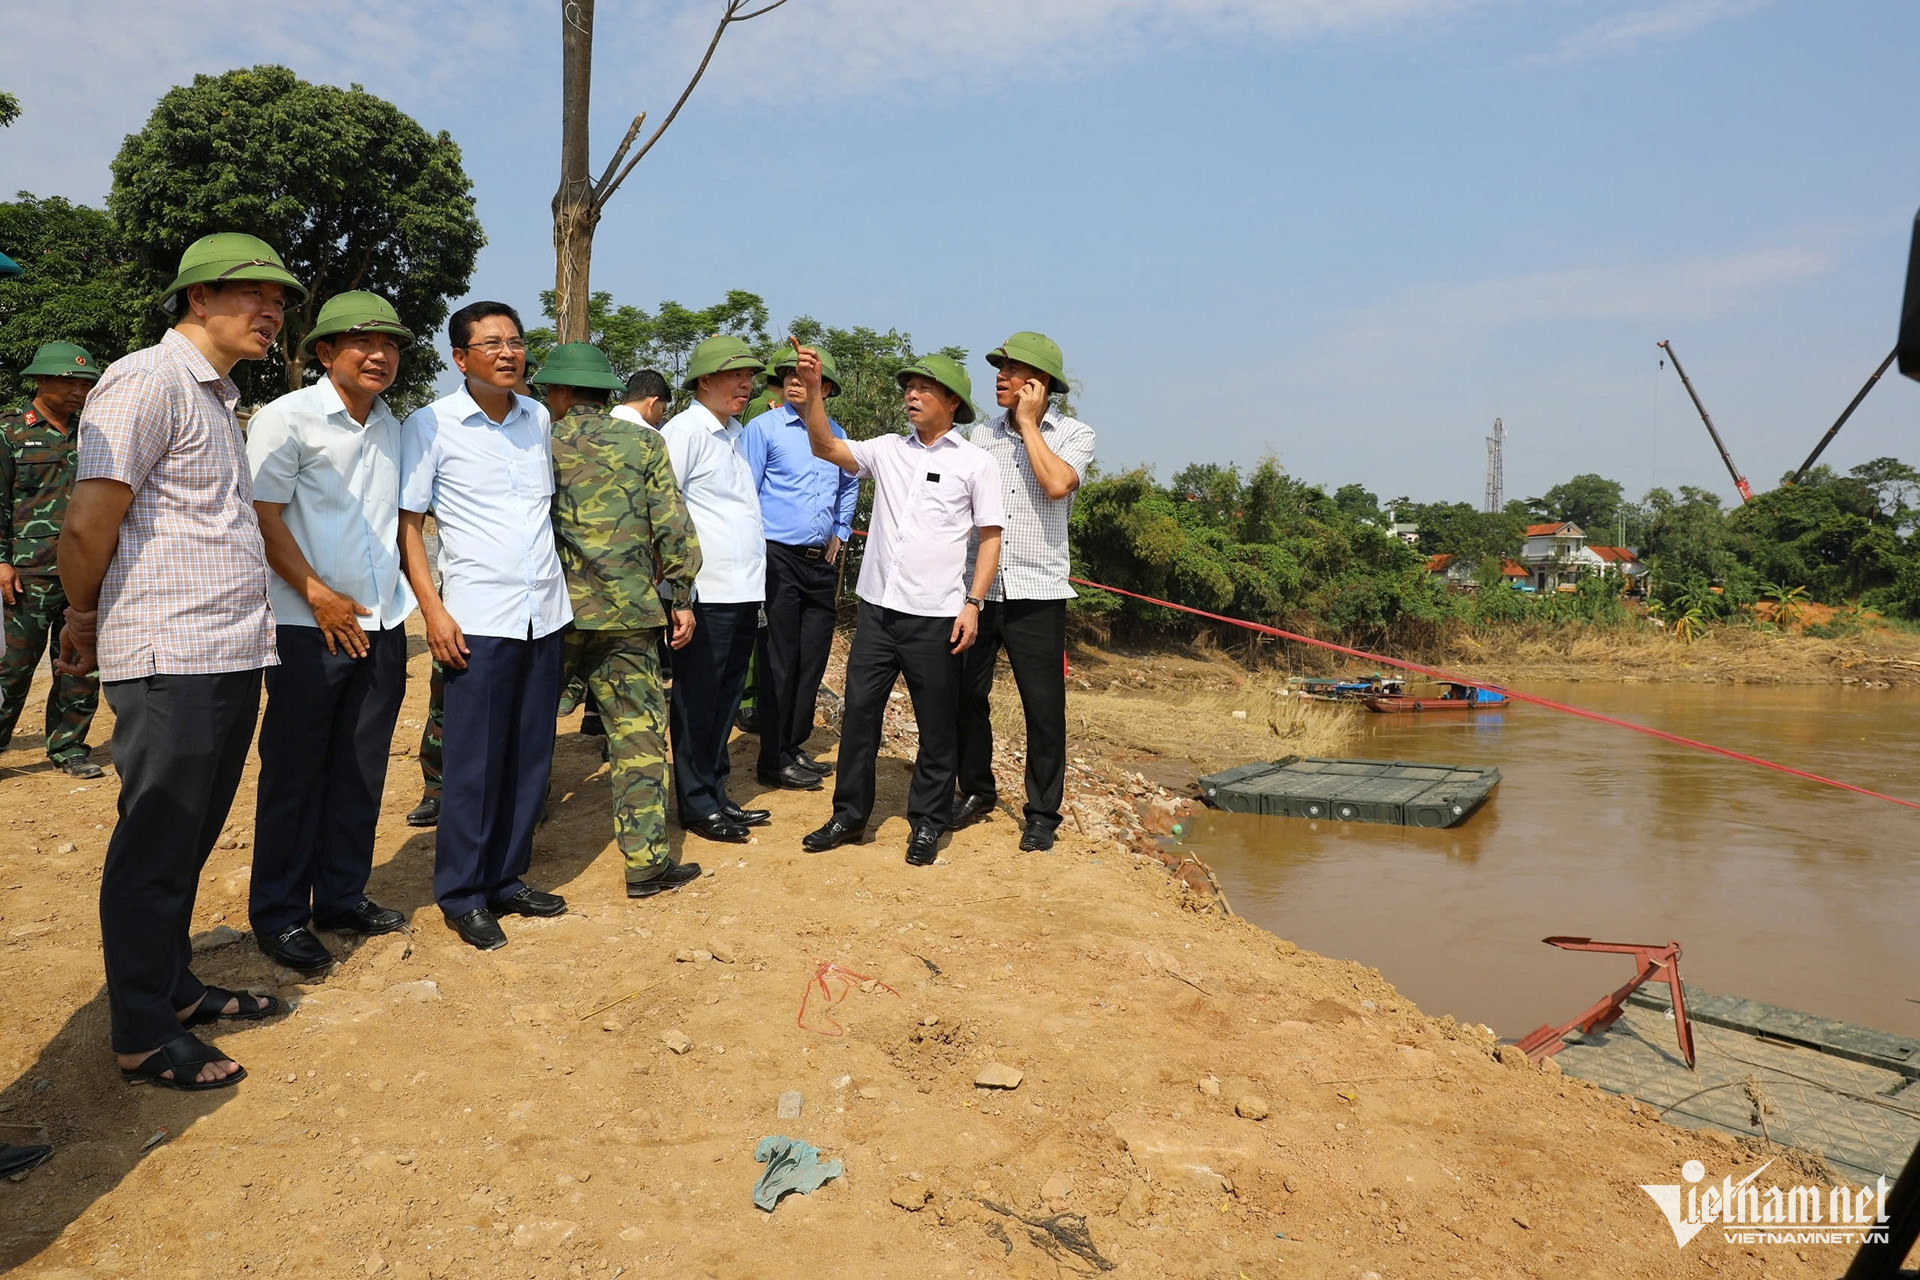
[1177,681,1920,1041]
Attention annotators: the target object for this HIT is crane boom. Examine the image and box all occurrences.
[1657,340,1753,503]
[1788,347,1896,486]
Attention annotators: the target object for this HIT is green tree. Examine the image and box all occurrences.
[0,194,147,406]
[1532,472,1625,537]
[1641,485,1732,595]
[1848,457,1920,528]
[1334,482,1381,525]
[0,91,19,129]
[107,65,485,409]
[1402,500,1523,567]
[786,316,964,441]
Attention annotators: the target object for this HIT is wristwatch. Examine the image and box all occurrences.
[964,595,985,609]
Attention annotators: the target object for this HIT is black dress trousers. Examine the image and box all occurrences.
[755,541,839,776]
[668,600,759,820]
[250,624,408,937]
[99,670,262,1053]
[956,598,1069,831]
[830,601,961,830]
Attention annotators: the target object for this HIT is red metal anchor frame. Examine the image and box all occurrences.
[1515,937,1695,1071]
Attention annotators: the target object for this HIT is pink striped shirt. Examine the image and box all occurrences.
[76,330,277,680]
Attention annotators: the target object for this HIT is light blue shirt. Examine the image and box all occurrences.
[659,401,765,604]
[399,386,573,640]
[247,378,415,632]
[740,404,859,547]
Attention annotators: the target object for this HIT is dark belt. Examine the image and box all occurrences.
[770,540,827,560]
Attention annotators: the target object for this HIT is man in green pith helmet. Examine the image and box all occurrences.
[659,334,771,843]
[60,231,306,1090]
[246,291,417,973]
[952,331,1095,852]
[0,342,105,777]
[539,343,705,898]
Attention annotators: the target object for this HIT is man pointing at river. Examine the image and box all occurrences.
[792,339,1005,866]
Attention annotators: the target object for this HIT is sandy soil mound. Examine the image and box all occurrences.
[0,634,1861,1278]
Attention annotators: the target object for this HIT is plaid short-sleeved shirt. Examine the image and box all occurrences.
[965,409,1096,601]
[76,330,277,681]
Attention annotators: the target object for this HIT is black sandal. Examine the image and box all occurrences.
[120,1032,247,1092]
[181,984,280,1028]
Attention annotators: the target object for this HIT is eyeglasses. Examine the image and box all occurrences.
[458,338,527,356]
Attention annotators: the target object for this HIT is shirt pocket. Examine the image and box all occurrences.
[16,445,68,475]
[915,468,976,535]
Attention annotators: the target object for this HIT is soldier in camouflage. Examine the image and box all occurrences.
[0,342,104,777]
[538,344,705,898]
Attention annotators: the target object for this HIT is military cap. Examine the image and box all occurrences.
[766,345,843,398]
[159,232,308,314]
[529,342,625,391]
[896,354,979,425]
[986,331,1068,395]
[681,335,765,391]
[299,291,414,356]
[20,341,101,381]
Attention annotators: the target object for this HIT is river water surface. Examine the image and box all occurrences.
[1177,681,1920,1040]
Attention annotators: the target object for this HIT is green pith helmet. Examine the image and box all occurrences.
[986,330,1067,395]
[20,341,101,382]
[298,290,414,356]
[767,345,843,397]
[896,354,979,425]
[528,342,625,391]
[681,335,765,390]
[159,232,307,314]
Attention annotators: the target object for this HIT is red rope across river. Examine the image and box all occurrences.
[840,526,1920,810]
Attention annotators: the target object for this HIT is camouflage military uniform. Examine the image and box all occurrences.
[0,408,99,762]
[418,661,445,798]
[550,403,701,884]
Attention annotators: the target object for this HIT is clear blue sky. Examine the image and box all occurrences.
[6,0,1917,508]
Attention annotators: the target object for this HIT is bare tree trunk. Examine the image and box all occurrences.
[554,0,598,343]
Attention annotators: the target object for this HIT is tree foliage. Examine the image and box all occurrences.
[1531,472,1625,536]
[107,65,485,410]
[0,194,148,407]
[528,288,770,389]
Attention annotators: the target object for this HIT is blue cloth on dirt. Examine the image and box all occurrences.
[752,1135,843,1211]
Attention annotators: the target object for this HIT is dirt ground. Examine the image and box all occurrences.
[1434,619,1920,687]
[0,626,1878,1279]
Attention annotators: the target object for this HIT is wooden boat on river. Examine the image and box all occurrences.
[1363,682,1509,713]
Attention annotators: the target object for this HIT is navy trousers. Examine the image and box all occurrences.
[250,625,408,937]
[434,631,564,918]
[669,601,758,821]
[99,670,261,1053]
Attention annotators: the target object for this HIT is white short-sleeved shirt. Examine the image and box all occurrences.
[846,429,1006,618]
[659,401,765,605]
[247,378,415,632]
[398,386,572,641]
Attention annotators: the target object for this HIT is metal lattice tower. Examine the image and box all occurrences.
[1484,417,1505,513]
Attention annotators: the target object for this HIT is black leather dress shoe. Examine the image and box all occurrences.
[1019,822,1057,852]
[627,862,704,898]
[756,764,822,791]
[257,924,335,972]
[492,887,566,918]
[406,796,440,827]
[684,813,752,843]
[793,751,834,777]
[905,821,943,867]
[721,801,772,826]
[949,792,997,829]
[449,908,507,950]
[801,817,864,853]
[314,898,407,935]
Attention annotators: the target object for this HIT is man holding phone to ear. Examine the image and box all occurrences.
[792,340,1005,867]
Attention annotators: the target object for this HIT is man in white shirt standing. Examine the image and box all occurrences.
[658,336,769,844]
[248,292,417,972]
[794,345,1006,866]
[398,301,573,951]
[952,332,1096,852]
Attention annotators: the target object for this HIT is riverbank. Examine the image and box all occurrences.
[1434,619,1920,687]
[0,629,1862,1278]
